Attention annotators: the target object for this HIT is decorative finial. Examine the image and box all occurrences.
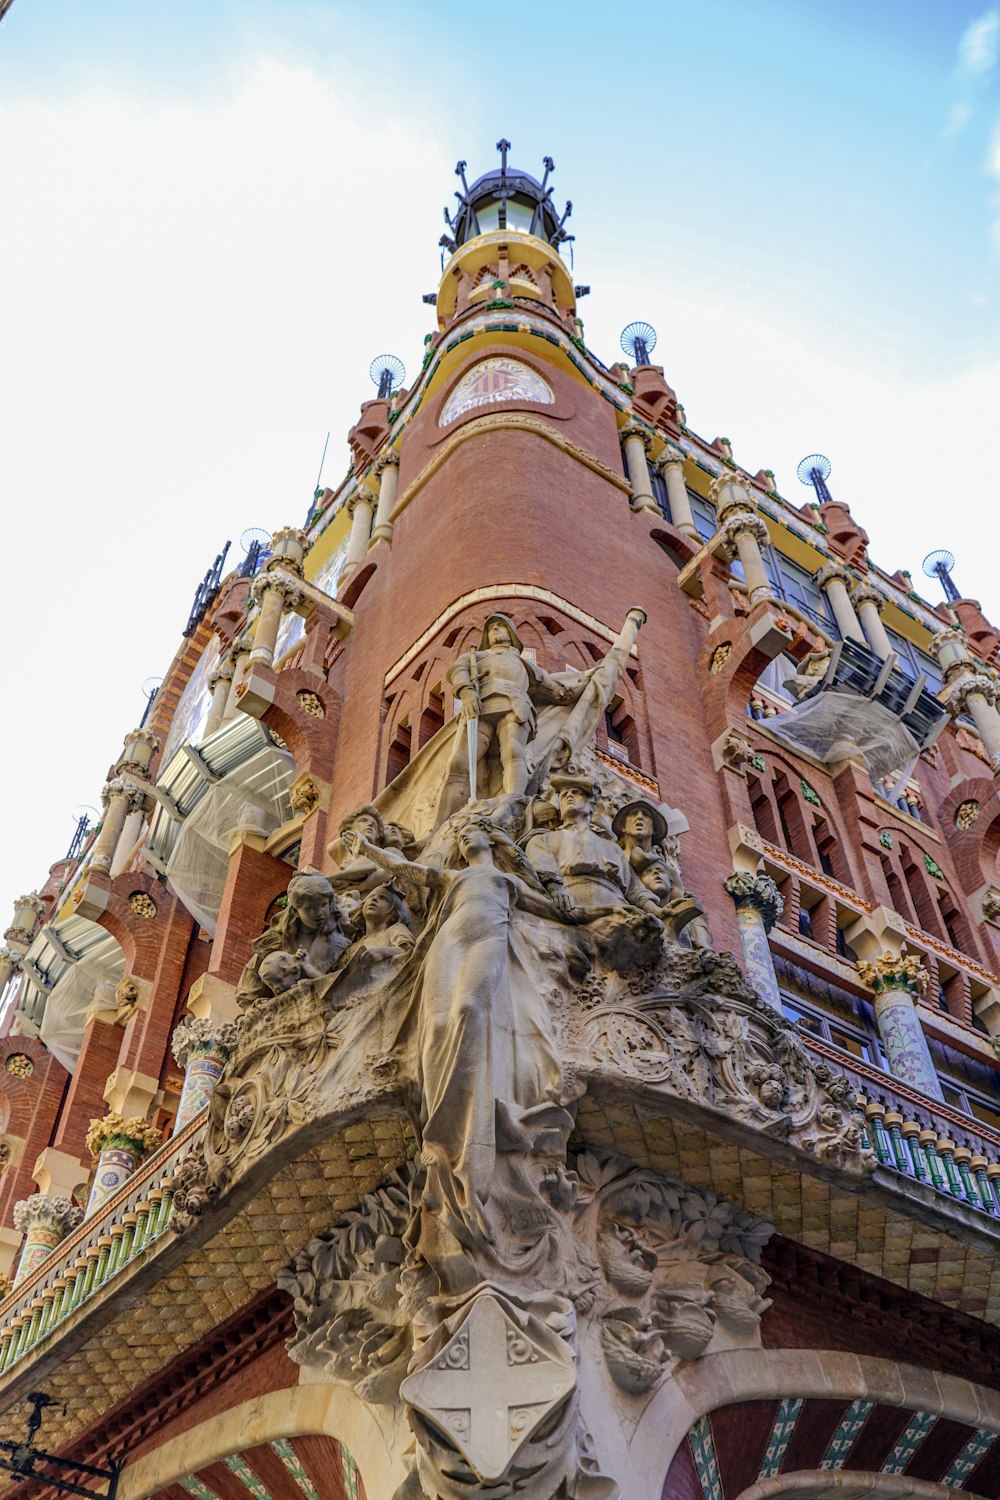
[922,549,961,604]
[796,453,833,506]
[620,321,658,366]
[369,354,405,401]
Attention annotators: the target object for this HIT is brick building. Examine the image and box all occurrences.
[0,147,998,1500]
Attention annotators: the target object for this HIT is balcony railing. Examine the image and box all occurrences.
[0,1112,205,1376]
[804,1036,1000,1219]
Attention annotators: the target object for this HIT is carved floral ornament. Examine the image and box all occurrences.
[172,610,869,1500]
[955,799,980,830]
[723,871,784,932]
[856,945,930,999]
[85,1112,163,1164]
[171,1016,238,1071]
[12,1193,81,1238]
[128,892,157,920]
[4,1054,33,1080]
[949,673,998,715]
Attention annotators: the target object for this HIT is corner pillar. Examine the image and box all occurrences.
[249,573,303,668]
[723,870,784,1009]
[712,474,773,604]
[203,658,235,739]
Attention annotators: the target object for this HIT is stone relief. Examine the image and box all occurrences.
[182,612,869,1500]
[279,1148,773,1496]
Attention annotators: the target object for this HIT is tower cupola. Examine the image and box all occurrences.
[442,139,571,252]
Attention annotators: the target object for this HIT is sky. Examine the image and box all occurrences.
[0,0,999,922]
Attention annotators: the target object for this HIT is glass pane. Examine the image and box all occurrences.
[829,1027,868,1060]
[969,1098,1000,1133]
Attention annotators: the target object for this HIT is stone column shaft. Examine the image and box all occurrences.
[249,584,286,666]
[90,789,131,873]
[224,644,253,721]
[109,808,145,879]
[658,451,699,540]
[816,566,865,644]
[963,688,1000,766]
[370,454,400,545]
[343,489,376,576]
[853,591,892,659]
[203,663,234,739]
[723,872,783,1010]
[622,427,658,515]
[733,528,773,602]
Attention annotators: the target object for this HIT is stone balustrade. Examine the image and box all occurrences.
[0,1111,205,1376]
[803,1035,1000,1219]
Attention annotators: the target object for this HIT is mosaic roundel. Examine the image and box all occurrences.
[439,357,554,426]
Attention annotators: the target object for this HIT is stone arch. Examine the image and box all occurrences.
[642,1348,1000,1500]
[118,1382,404,1500]
[738,1474,964,1500]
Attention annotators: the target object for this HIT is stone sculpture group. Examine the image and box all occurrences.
[171,611,869,1500]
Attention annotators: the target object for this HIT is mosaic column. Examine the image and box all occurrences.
[723,871,784,1010]
[850,582,892,659]
[621,422,659,514]
[249,572,303,667]
[370,449,400,545]
[857,949,943,1102]
[171,1017,238,1129]
[84,1114,163,1216]
[816,563,865,644]
[12,1194,82,1285]
[654,445,699,540]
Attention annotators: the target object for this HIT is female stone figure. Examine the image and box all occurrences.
[341,819,570,1250]
[236,870,352,1006]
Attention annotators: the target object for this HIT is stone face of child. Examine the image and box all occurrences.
[258,950,302,996]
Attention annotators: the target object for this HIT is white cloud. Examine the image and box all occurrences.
[958,8,999,76]
[942,99,972,138]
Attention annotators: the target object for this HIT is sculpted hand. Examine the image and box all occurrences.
[342,829,365,856]
[458,691,479,723]
[548,887,574,917]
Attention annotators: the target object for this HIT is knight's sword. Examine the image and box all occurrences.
[467,646,480,801]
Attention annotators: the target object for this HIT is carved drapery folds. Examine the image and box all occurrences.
[176,612,869,1500]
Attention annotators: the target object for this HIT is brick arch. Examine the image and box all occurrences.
[255,665,341,787]
[699,613,795,746]
[935,776,1000,898]
[87,872,174,981]
[118,1383,398,1500]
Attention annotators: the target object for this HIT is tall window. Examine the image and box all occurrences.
[885,630,943,695]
